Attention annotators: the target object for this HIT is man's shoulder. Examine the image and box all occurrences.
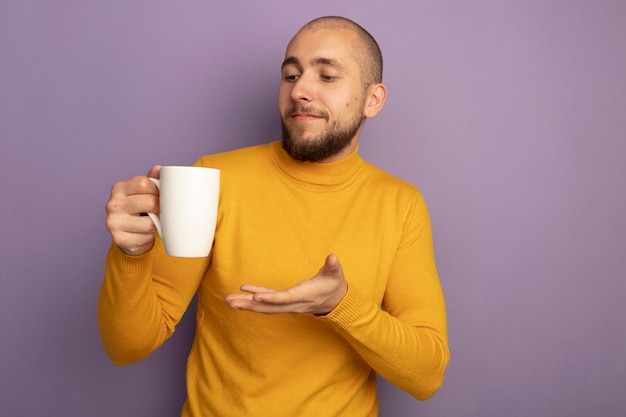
[196,142,273,169]
[360,161,430,217]
[361,159,421,196]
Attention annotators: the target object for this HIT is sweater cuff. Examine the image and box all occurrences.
[107,243,152,275]
[318,283,373,330]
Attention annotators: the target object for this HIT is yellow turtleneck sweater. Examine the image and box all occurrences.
[98,141,449,417]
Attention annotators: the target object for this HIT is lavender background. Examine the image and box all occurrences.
[1,1,625,416]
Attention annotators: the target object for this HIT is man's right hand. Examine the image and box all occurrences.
[105,165,161,256]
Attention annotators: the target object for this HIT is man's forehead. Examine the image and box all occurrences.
[287,27,355,51]
[284,28,357,65]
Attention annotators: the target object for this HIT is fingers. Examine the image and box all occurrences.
[224,286,277,304]
[239,284,277,294]
[105,173,161,256]
[224,293,254,308]
[239,284,303,304]
[225,294,309,314]
[109,175,159,205]
[225,285,283,306]
[225,286,304,313]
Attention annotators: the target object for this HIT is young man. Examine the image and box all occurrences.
[99,16,449,417]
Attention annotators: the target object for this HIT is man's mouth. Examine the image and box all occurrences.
[288,107,327,122]
[292,112,322,121]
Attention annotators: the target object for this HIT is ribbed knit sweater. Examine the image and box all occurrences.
[98,141,449,417]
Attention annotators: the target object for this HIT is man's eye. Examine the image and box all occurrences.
[321,74,336,82]
[285,74,300,82]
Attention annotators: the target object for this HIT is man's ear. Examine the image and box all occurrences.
[364,83,387,119]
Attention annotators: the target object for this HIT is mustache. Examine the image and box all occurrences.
[285,105,329,120]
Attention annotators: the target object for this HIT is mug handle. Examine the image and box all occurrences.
[147,177,163,237]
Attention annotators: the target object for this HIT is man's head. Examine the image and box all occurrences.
[303,16,383,89]
[279,16,387,163]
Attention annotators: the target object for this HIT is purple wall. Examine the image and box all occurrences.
[2,1,625,416]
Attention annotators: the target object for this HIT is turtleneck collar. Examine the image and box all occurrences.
[269,140,364,189]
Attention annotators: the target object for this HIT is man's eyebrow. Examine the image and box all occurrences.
[281,56,347,72]
[313,57,347,72]
[281,56,300,69]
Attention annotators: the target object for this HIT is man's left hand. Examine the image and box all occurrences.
[225,254,348,315]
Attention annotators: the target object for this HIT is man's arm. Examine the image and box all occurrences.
[225,194,449,399]
[98,167,208,365]
[98,241,208,365]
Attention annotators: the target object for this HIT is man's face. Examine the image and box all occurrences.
[278,28,367,163]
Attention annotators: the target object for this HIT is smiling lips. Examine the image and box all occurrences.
[287,106,328,122]
[292,112,322,122]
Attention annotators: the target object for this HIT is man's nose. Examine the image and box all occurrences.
[290,74,316,102]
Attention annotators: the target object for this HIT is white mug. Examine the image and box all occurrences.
[147,166,220,257]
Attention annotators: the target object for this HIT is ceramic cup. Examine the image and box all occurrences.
[147,166,220,257]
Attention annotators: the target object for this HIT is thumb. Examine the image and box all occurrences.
[320,253,342,277]
[147,165,162,179]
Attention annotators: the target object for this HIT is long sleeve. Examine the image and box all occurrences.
[98,143,449,416]
[320,192,449,400]
[97,238,209,365]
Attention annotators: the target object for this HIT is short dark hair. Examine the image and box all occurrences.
[303,16,383,88]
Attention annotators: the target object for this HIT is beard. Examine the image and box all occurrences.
[281,105,365,163]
